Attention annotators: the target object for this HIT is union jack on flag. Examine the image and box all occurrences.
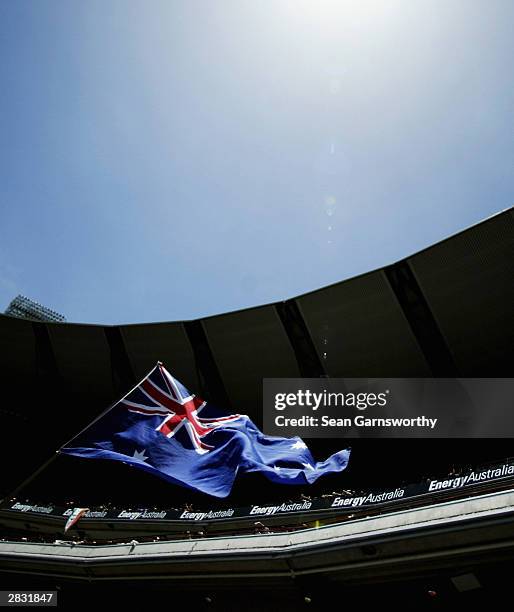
[122,363,241,454]
[61,363,350,497]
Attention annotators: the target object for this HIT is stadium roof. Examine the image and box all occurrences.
[0,207,512,499]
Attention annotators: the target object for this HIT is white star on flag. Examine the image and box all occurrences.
[291,440,307,450]
[133,449,148,462]
[274,465,281,472]
[302,462,315,471]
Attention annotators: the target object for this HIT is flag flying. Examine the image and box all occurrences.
[61,363,350,498]
[64,507,89,532]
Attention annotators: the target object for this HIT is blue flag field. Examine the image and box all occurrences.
[61,363,350,497]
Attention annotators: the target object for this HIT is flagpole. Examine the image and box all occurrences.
[58,362,161,449]
[0,362,161,505]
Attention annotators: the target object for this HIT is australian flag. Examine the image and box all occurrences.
[61,363,350,498]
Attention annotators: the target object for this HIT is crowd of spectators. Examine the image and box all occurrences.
[1,460,510,547]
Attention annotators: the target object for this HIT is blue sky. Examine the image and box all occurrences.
[1,1,512,324]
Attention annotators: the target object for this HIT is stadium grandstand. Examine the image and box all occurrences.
[0,207,513,608]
